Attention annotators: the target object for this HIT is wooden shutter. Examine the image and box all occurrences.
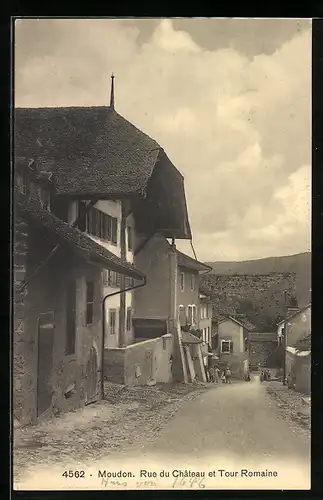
[111,217,118,244]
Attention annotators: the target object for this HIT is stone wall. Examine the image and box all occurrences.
[13,216,32,425]
[249,341,279,368]
[13,218,104,425]
[103,335,173,386]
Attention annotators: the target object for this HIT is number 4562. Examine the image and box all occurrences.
[62,470,85,478]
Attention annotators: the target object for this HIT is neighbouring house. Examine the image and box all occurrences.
[286,333,311,395]
[15,76,193,390]
[249,332,282,370]
[13,160,145,426]
[277,304,311,347]
[278,304,311,393]
[133,234,212,381]
[211,314,256,378]
[199,290,213,366]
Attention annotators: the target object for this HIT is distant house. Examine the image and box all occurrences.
[277,304,311,347]
[279,304,311,394]
[13,161,145,426]
[212,315,256,378]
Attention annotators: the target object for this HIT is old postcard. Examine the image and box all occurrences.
[12,17,311,491]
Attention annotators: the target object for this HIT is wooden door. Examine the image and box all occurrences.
[85,346,98,404]
[37,312,55,417]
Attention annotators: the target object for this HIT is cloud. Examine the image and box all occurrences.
[14,19,311,261]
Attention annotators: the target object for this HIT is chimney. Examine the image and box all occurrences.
[110,73,115,109]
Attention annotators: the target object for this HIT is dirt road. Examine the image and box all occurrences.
[14,377,310,490]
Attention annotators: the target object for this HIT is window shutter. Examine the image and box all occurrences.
[116,273,121,287]
[111,217,118,244]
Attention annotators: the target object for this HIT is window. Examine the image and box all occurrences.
[83,207,118,244]
[178,305,186,326]
[66,281,76,355]
[103,270,121,288]
[109,309,117,335]
[221,340,233,354]
[116,273,121,287]
[190,274,196,291]
[180,272,185,291]
[192,305,197,325]
[127,226,133,251]
[125,276,135,288]
[86,282,94,325]
[126,308,132,331]
[187,305,197,325]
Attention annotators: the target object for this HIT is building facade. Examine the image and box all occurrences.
[13,162,144,426]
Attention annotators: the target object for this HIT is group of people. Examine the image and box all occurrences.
[260,369,271,382]
[207,366,232,384]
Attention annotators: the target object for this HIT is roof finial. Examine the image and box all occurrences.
[110,73,115,109]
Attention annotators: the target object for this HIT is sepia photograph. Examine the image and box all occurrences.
[13,17,311,490]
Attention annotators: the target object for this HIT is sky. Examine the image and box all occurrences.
[14,18,312,262]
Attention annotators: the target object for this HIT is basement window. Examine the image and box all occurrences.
[221,340,233,354]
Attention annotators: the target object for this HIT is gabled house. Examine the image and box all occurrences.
[13,160,145,426]
[211,314,256,378]
[133,234,211,381]
[277,304,311,347]
[14,76,193,390]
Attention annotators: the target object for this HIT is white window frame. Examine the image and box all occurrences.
[180,272,185,292]
[190,274,196,291]
[221,339,233,354]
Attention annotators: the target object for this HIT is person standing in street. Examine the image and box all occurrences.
[214,366,220,383]
[225,366,232,384]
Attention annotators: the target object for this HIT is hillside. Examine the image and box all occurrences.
[201,252,311,332]
[205,252,311,308]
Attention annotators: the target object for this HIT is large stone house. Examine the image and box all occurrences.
[13,160,145,426]
[14,77,195,407]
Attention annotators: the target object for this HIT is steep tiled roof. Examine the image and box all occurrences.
[175,248,212,272]
[15,190,145,280]
[15,106,161,197]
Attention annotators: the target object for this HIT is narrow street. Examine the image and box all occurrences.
[15,376,310,490]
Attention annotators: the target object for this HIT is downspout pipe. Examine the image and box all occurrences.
[100,277,147,398]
